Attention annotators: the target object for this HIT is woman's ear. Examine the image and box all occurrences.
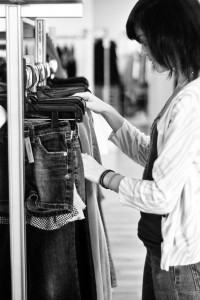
[0,106,6,128]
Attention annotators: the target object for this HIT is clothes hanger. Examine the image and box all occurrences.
[25,63,86,128]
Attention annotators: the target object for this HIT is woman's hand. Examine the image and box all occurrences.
[82,153,106,184]
[74,91,111,115]
[74,91,124,133]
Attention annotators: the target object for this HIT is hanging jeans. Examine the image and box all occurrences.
[0,125,9,214]
[0,126,11,300]
[25,120,81,300]
[26,222,81,300]
[0,120,96,300]
[25,120,96,300]
[25,120,76,217]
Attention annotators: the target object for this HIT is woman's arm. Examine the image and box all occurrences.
[75,91,124,132]
[75,92,150,165]
[109,119,149,167]
[82,93,200,215]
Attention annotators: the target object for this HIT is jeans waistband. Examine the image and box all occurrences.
[24,120,78,140]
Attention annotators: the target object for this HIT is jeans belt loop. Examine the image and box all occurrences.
[65,130,72,142]
[30,125,36,142]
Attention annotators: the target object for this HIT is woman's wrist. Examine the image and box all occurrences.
[101,102,113,115]
[100,170,124,192]
[99,169,114,189]
[102,104,124,133]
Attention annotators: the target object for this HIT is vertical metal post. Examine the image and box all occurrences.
[103,38,110,104]
[35,19,46,85]
[6,5,26,300]
[35,18,46,64]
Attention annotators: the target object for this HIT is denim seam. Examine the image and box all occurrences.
[35,137,69,156]
[190,264,200,291]
[35,201,74,210]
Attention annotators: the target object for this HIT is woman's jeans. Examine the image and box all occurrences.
[142,250,200,300]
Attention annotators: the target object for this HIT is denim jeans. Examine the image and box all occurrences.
[25,121,75,217]
[0,125,9,214]
[73,136,85,203]
[142,250,200,300]
[26,222,81,300]
[26,121,97,299]
[0,224,11,300]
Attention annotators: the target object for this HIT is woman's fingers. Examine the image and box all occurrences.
[73,92,108,114]
[73,92,90,101]
[81,153,106,183]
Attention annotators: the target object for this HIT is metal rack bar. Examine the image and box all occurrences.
[21,3,82,17]
[0,3,83,18]
[6,5,26,300]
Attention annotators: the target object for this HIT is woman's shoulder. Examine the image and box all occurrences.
[177,77,200,111]
[181,77,200,97]
[158,77,200,132]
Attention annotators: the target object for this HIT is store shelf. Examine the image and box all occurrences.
[0,3,83,18]
[0,19,35,39]
[0,19,6,31]
[0,6,6,17]
[23,18,35,38]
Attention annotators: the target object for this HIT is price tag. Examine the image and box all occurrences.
[25,137,34,163]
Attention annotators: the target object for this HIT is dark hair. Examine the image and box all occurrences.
[126,0,200,78]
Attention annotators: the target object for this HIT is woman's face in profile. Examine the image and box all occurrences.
[135,27,168,74]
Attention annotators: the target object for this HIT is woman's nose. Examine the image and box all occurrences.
[141,44,148,56]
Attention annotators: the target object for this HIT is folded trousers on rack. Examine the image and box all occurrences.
[36,85,88,99]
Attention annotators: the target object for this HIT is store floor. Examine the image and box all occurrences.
[101,138,147,300]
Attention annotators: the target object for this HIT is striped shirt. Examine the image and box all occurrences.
[109,77,200,271]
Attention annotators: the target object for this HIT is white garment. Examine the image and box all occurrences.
[109,77,200,270]
[0,105,6,129]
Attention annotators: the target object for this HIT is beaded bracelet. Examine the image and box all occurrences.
[99,169,114,189]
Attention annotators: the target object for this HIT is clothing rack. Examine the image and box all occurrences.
[0,3,83,300]
[25,62,51,90]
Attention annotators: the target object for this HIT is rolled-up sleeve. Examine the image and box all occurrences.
[108,119,150,167]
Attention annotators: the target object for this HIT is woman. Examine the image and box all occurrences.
[76,0,200,299]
